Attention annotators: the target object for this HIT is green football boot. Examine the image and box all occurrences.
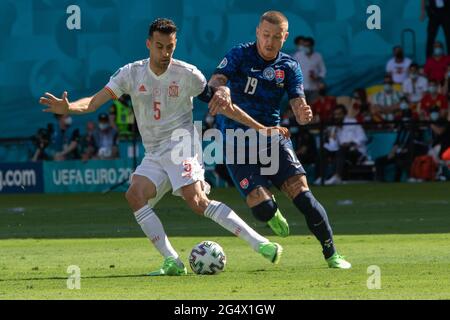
[267,209,290,238]
[258,242,283,264]
[148,257,187,276]
[326,253,352,269]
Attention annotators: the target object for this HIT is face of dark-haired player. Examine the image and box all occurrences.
[146,31,177,71]
[256,20,289,61]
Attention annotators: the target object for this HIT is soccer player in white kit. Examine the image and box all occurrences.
[39,18,286,276]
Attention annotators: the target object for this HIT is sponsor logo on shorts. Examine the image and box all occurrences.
[240,178,249,189]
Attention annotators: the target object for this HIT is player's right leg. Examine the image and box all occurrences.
[226,163,290,238]
[180,181,282,264]
[125,163,186,276]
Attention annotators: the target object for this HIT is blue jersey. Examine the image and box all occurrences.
[214,42,305,131]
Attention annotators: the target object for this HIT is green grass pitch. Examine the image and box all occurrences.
[1,183,449,299]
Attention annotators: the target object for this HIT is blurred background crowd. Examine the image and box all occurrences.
[5,0,450,185]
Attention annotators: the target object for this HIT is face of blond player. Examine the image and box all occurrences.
[256,20,289,61]
[146,31,177,72]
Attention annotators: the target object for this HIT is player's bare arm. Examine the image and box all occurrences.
[290,97,313,125]
[222,102,290,138]
[207,74,290,138]
[39,88,112,115]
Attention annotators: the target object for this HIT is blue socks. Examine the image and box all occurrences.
[293,191,336,259]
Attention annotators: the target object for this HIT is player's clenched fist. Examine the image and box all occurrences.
[39,91,70,114]
[209,86,232,116]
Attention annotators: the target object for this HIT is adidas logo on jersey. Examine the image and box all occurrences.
[139,84,147,92]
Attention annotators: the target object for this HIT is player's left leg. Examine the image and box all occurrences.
[180,181,282,264]
[281,174,351,269]
[226,162,289,237]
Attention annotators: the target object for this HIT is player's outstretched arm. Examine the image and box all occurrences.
[226,103,290,138]
[290,97,313,125]
[39,88,112,115]
[208,74,290,137]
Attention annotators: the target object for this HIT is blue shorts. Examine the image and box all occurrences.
[226,136,306,198]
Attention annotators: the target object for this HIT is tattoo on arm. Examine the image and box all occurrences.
[290,97,307,121]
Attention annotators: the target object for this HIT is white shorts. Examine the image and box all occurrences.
[132,151,209,208]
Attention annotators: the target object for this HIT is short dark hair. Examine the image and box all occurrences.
[294,35,304,46]
[148,18,177,38]
[409,63,419,70]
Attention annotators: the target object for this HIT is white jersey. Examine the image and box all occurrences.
[386,57,412,84]
[105,58,207,155]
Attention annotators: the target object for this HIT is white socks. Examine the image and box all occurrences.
[204,200,268,252]
[134,205,182,265]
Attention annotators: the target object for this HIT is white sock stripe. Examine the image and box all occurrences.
[135,207,154,223]
[136,211,153,224]
[134,205,151,216]
[135,208,152,220]
[205,200,220,218]
[134,205,152,217]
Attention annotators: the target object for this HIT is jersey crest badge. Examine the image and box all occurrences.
[263,67,275,81]
[275,69,285,83]
[217,57,228,69]
[168,82,179,97]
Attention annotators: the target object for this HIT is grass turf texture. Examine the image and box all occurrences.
[0,183,449,299]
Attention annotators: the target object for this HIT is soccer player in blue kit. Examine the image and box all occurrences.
[208,11,351,268]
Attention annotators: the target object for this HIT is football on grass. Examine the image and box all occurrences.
[189,241,226,275]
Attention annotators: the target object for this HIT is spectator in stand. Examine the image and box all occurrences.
[430,117,450,164]
[93,113,119,160]
[424,41,450,83]
[294,127,317,167]
[108,104,118,131]
[323,105,368,185]
[311,84,336,123]
[31,127,51,162]
[421,0,450,59]
[386,46,412,84]
[351,88,372,123]
[280,107,302,143]
[443,63,450,98]
[294,35,306,50]
[80,121,98,161]
[419,79,449,120]
[292,36,326,103]
[371,74,402,122]
[47,114,80,161]
[375,108,418,182]
[402,63,429,104]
